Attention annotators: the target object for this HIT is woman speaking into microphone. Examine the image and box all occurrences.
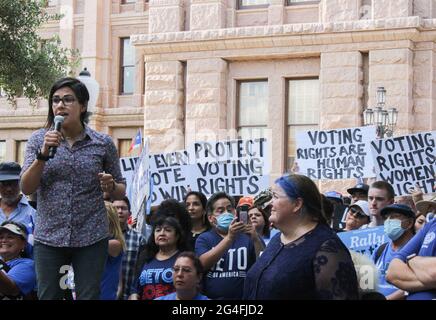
[20,77,126,300]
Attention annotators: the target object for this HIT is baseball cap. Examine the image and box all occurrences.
[380,204,415,219]
[0,162,21,182]
[349,200,370,217]
[0,221,28,240]
[325,191,342,201]
[347,183,369,195]
[237,196,254,208]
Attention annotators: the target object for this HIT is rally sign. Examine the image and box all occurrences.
[149,150,194,205]
[337,226,387,257]
[130,139,150,218]
[370,131,436,196]
[187,138,270,198]
[296,126,377,180]
[120,156,139,204]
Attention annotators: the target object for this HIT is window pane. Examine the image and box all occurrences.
[238,126,267,141]
[122,0,136,3]
[118,139,132,158]
[123,38,135,67]
[240,0,269,6]
[288,79,319,125]
[16,141,27,166]
[287,78,319,172]
[238,81,268,127]
[123,66,135,94]
[288,0,319,4]
[0,141,6,163]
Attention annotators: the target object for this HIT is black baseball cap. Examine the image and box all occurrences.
[347,183,369,195]
[0,162,21,182]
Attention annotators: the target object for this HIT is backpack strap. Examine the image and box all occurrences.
[374,242,388,263]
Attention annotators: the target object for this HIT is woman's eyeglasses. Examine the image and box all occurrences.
[52,95,76,106]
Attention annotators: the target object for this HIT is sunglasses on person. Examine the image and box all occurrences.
[348,207,367,219]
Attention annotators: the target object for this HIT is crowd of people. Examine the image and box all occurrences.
[1,77,435,300]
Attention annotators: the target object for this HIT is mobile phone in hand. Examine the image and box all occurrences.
[238,210,249,224]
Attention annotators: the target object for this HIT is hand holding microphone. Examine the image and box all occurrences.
[48,115,65,158]
[41,116,64,159]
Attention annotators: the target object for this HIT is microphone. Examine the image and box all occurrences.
[49,115,64,158]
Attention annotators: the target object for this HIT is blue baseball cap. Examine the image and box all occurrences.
[380,204,415,219]
[325,191,342,201]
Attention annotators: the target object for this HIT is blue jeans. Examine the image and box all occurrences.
[34,238,108,300]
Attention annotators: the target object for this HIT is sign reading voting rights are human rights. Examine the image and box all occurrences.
[296,126,377,180]
[370,131,436,196]
[337,226,387,257]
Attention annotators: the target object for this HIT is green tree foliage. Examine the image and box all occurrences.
[0,0,80,102]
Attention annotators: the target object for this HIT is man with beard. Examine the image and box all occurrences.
[0,162,35,234]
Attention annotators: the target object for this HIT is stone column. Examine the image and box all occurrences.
[148,0,185,34]
[185,58,228,145]
[319,51,363,129]
[414,0,433,19]
[59,0,74,50]
[413,45,436,132]
[144,61,185,152]
[268,0,284,25]
[82,0,111,130]
[190,0,226,31]
[320,0,359,23]
[369,48,414,135]
[373,0,412,19]
[319,51,363,194]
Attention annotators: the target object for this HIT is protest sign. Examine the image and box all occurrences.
[130,139,150,218]
[187,138,270,197]
[296,126,376,180]
[370,131,436,196]
[149,150,194,205]
[337,226,387,257]
[120,156,139,203]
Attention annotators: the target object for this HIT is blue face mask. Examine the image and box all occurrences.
[384,218,406,241]
[216,212,234,232]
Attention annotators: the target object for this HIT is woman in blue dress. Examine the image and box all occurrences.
[243,174,359,300]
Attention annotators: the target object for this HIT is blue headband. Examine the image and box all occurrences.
[275,175,301,200]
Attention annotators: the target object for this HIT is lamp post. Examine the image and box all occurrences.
[363,86,398,138]
[77,67,100,113]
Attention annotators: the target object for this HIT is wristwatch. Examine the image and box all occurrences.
[36,148,50,161]
[406,253,417,265]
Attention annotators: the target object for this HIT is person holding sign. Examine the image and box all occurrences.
[372,204,415,300]
[368,181,395,227]
[243,174,358,300]
[195,192,256,300]
[20,77,126,300]
[386,213,436,300]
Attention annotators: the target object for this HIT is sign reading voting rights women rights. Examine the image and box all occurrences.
[370,131,436,196]
[337,226,387,257]
[296,126,377,180]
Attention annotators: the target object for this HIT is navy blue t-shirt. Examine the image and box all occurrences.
[100,251,123,300]
[195,229,256,300]
[133,253,179,300]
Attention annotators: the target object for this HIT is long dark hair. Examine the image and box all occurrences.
[249,206,270,238]
[45,77,90,128]
[184,191,211,230]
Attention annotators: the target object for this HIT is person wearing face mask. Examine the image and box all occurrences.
[195,192,256,300]
[372,204,415,300]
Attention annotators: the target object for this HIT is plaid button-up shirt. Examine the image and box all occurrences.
[21,126,125,248]
[120,227,144,300]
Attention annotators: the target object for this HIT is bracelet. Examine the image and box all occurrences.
[36,148,50,161]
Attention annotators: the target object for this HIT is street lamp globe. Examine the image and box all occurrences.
[77,67,100,113]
